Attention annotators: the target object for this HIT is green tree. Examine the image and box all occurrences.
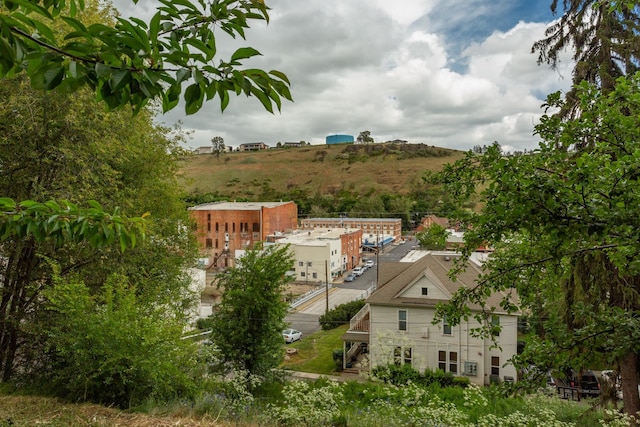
[415,223,448,250]
[0,77,198,381]
[0,0,290,384]
[357,130,374,144]
[348,195,386,218]
[210,244,293,377]
[211,136,226,160]
[433,75,640,416]
[0,0,292,115]
[533,0,640,118]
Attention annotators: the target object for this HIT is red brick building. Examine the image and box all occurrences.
[189,201,298,268]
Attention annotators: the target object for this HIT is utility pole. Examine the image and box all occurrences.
[325,260,329,314]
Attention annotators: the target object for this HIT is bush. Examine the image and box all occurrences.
[37,276,202,408]
[332,349,344,370]
[453,376,471,388]
[319,299,366,330]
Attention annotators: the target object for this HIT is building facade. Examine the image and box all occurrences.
[342,253,519,386]
[301,217,402,246]
[274,228,362,281]
[238,142,269,151]
[189,201,298,268]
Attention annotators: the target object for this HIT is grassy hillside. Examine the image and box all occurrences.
[179,143,465,199]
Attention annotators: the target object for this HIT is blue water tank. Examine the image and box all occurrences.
[326,134,354,145]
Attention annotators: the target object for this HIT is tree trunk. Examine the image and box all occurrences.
[620,351,640,420]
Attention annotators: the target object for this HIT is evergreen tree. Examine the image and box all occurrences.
[533,0,640,118]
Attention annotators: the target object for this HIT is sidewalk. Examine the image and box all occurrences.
[284,370,366,383]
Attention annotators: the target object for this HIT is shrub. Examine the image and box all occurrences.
[37,276,202,408]
[332,349,344,370]
[319,299,366,330]
[453,376,471,388]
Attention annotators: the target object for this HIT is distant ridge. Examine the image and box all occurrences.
[179,143,465,199]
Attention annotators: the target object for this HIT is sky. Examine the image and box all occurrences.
[110,0,574,153]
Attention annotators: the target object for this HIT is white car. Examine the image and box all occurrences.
[365,259,374,268]
[283,329,302,343]
[353,266,365,276]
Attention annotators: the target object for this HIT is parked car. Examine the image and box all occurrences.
[579,370,602,398]
[344,273,357,282]
[353,266,365,276]
[282,329,302,343]
[365,259,375,268]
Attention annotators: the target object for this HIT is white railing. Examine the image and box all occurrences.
[289,284,332,309]
[350,303,370,331]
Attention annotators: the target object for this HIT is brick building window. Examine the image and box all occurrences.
[232,223,235,233]
[205,238,212,248]
[225,223,228,232]
[215,239,218,249]
[253,223,260,232]
[215,222,219,232]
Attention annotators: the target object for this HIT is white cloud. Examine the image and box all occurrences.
[111,0,572,152]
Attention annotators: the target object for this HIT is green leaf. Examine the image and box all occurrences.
[230,47,261,62]
[184,83,203,115]
[95,63,111,79]
[110,69,130,91]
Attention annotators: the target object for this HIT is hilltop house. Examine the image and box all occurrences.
[342,252,519,386]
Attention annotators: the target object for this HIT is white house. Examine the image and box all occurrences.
[274,229,348,282]
[343,252,519,386]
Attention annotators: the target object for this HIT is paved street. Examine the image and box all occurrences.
[284,237,417,336]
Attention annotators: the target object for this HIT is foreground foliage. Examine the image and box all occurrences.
[433,74,640,416]
[2,378,628,427]
[0,0,291,115]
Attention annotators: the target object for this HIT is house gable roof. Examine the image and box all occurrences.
[368,253,519,315]
[395,268,452,301]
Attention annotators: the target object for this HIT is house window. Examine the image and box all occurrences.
[394,346,413,366]
[421,287,428,296]
[312,272,318,279]
[491,356,500,376]
[491,315,500,336]
[299,261,303,267]
[438,351,457,373]
[301,272,305,277]
[205,238,212,248]
[443,315,452,335]
[307,261,312,267]
[398,310,407,331]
